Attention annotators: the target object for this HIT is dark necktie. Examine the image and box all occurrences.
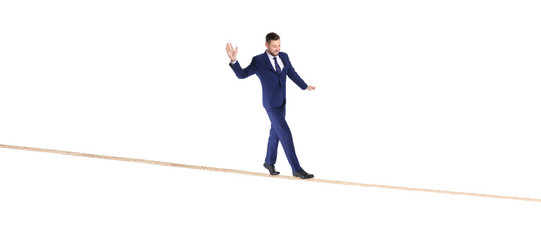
[273,56,282,74]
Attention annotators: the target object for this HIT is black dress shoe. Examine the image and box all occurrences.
[263,163,280,175]
[293,170,314,179]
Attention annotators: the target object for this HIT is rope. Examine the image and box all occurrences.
[1,143,540,203]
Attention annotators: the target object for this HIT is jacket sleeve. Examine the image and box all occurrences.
[229,57,258,79]
[285,57,308,90]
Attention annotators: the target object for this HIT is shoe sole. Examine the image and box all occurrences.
[293,175,314,179]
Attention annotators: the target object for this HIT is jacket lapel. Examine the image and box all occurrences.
[279,52,288,75]
[263,51,276,74]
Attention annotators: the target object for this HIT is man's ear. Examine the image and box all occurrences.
[265,42,269,48]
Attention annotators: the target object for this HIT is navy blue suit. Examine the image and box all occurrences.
[229,51,308,172]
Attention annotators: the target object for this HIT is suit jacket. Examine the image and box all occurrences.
[229,51,308,108]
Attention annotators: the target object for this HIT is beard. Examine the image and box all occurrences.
[267,49,279,56]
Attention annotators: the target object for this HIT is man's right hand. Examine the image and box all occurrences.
[225,42,238,62]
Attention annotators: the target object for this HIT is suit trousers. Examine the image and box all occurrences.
[264,104,303,172]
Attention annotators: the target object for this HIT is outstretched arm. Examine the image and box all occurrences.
[286,60,315,91]
[225,42,257,79]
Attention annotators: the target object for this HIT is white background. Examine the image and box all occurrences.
[1,0,541,239]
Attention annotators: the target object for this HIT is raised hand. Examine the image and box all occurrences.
[225,42,238,62]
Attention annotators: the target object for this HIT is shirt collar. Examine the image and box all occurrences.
[266,51,279,59]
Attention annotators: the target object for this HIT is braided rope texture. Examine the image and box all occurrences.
[1,143,539,203]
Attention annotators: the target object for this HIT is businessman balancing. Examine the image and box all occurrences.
[226,32,315,179]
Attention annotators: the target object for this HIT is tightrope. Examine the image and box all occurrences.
[1,143,540,203]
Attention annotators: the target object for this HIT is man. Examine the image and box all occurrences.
[225,32,315,179]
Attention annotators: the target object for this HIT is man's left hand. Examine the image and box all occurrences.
[306,85,316,91]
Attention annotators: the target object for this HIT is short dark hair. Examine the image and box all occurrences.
[266,32,280,44]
